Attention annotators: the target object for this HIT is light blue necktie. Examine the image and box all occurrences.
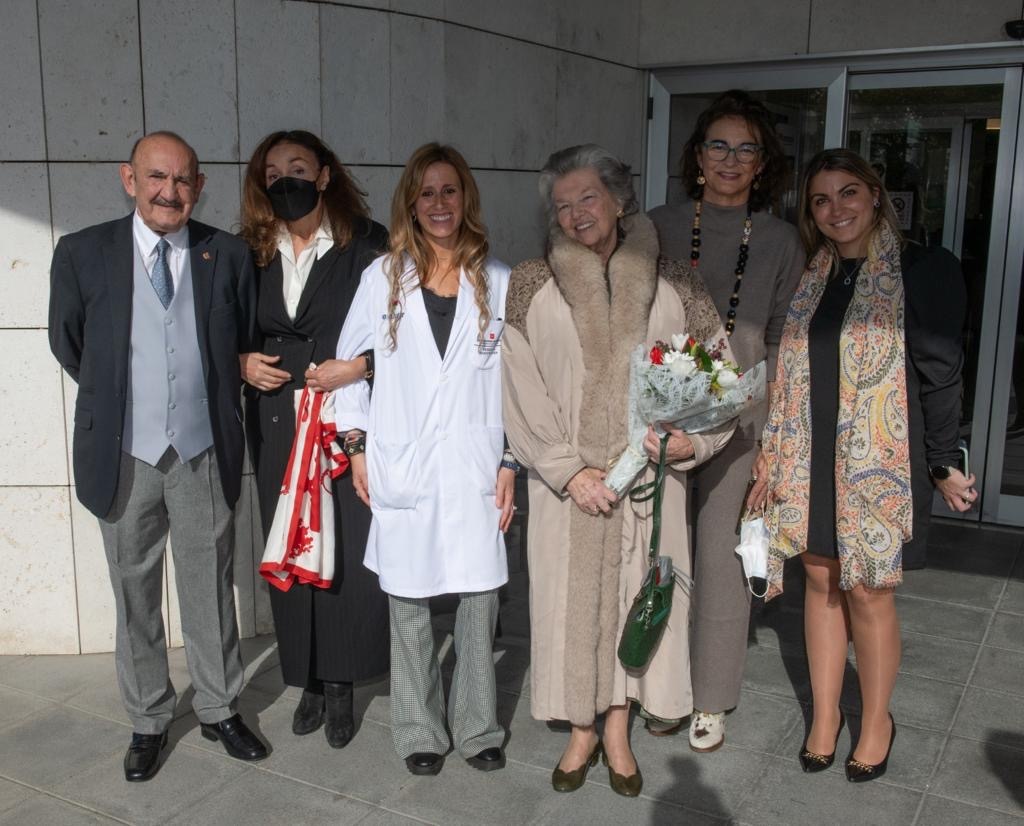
[150,238,174,309]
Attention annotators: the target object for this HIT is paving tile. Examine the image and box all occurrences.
[629,744,765,818]
[500,689,569,773]
[734,756,922,826]
[253,712,413,806]
[702,691,804,755]
[0,794,121,824]
[929,524,1022,555]
[0,778,36,817]
[953,686,1024,750]
[1002,580,1024,615]
[931,735,1024,816]
[0,686,54,731]
[166,769,375,825]
[889,673,965,731]
[748,606,805,656]
[740,646,811,702]
[895,595,992,643]
[0,706,125,788]
[0,652,115,702]
[897,631,978,684]
[899,567,1007,609]
[356,810,437,825]
[50,745,246,825]
[988,613,1024,653]
[539,789,725,825]
[918,795,1024,825]
[972,646,1024,696]
[377,758,564,826]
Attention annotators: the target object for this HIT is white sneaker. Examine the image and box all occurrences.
[689,710,725,752]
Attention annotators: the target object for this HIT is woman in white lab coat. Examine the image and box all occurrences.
[335,143,514,777]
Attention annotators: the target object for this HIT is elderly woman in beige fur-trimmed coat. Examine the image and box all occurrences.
[502,145,736,797]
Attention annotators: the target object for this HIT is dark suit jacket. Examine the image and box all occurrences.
[48,213,257,518]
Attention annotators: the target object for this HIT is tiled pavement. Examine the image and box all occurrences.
[1,521,1022,825]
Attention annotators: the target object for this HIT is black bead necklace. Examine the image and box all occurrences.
[690,200,754,336]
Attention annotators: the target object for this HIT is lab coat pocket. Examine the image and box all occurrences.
[461,425,504,495]
[368,438,420,509]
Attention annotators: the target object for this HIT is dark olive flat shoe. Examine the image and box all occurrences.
[602,748,642,797]
[551,739,602,792]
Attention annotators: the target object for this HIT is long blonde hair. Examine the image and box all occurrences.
[386,143,490,349]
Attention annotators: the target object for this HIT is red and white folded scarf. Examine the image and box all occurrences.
[260,387,349,591]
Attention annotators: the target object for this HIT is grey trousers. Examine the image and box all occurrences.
[691,435,756,713]
[99,447,243,733]
[388,590,504,759]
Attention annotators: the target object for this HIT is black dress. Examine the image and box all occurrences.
[805,244,966,567]
[244,218,390,686]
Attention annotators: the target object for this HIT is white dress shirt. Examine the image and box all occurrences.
[278,221,334,320]
[132,210,189,291]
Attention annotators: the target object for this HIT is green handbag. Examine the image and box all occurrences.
[617,435,675,671]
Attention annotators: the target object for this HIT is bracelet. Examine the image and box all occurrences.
[363,352,374,380]
[342,431,366,457]
[500,449,520,473]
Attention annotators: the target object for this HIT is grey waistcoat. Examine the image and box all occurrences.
[123,242,214,465]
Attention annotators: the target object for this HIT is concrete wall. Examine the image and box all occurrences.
[638,0,1024,65]
[0,0,646,654]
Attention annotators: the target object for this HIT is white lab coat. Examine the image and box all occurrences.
[335,254,511,598]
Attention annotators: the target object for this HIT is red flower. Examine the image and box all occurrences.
[687,336,696,348]
[650,346,663,365]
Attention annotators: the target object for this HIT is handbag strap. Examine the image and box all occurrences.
[627,434,669,567]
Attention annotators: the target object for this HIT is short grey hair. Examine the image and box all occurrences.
[538,144,638,227]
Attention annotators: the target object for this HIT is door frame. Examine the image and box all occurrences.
[644,44,1024,526]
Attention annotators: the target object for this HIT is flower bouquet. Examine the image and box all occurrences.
[605,334,765,496]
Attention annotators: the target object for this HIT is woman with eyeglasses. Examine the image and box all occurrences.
[649,90,804,750]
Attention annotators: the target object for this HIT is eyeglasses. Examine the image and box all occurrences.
[701,140,763,164]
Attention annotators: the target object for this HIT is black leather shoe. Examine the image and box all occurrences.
[200,713,268,761]
[846,714,896,783]
[124,731,167,782]
[323,681,354,749]
[466,746,506,772]
[292,689,325,736]
[405,752,444,776]
[800,711,845,773]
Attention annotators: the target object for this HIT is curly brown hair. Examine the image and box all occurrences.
[680,90,787,212]
[385,143,490,349]
[240,130,370,268]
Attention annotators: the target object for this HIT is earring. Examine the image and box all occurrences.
[752,176,761,191]
[697,172,706,185]
[873,199,880,207]
[616,208,624,218]
[411,212,417,222]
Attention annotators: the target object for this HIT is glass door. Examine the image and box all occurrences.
[844,71,1016,522]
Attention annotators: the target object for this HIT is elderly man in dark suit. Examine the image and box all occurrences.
[48,131,268,782]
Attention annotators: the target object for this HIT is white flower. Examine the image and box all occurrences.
[712,359,725,372]
[661,350,679,365]
[671,333,689,351]
[717,368,739,387]
[668,352,697,377]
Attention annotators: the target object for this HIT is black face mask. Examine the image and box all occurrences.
[266,176,320,221]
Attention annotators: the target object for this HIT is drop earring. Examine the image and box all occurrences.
[697,172,706,186]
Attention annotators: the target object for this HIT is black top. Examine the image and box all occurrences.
[805,244,966,565]
[422,286,458,358]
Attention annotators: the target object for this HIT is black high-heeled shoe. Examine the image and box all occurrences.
[799,711,845,773]
[846,714,896,783]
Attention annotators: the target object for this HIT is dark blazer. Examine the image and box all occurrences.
[48,213,257,519]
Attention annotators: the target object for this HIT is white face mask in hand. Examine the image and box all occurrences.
[735,515,769,597]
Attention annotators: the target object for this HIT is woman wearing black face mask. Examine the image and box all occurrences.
[239,130,390,748]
